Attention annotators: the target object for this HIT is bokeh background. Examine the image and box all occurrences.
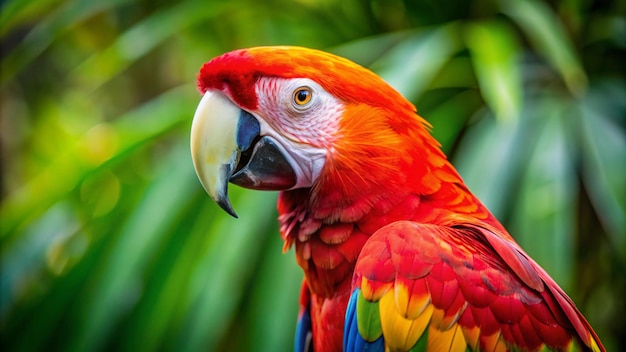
[1,0,624,351]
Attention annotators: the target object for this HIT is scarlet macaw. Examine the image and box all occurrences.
[189,46,604,352]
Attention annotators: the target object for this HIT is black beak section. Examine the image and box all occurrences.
[231,110,297,190]
[231,136,297,190]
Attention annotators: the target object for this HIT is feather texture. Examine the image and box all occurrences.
[347,221,602,351]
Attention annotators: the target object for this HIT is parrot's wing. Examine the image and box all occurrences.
[295,280,313,352]
[343,221,603,352]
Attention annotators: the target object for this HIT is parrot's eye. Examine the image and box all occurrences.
[293,87,313,107]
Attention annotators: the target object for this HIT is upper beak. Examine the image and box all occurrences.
[190,91,297,217]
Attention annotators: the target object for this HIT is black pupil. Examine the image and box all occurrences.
[297,89,309,103]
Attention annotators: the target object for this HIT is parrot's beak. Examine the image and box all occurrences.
[190,91,297,217]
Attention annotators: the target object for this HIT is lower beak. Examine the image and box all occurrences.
[190,91,297,217]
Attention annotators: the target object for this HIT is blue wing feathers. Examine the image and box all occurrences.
[295,307,312,352]
[343,289,384,352]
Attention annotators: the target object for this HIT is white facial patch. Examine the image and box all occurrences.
[252,77,344,189]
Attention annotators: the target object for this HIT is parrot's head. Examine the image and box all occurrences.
[191,46,441,219]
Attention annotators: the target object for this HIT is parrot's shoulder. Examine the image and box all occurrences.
[343,220,603,351]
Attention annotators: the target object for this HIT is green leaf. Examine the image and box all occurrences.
[241,231,303,352]
[501,0,588,95]
[174,189,279,351]
[422,89,483,153]
[0,0,135,86]
[510,105,577,290]
[453,108,536,219]
[578,84,626,252]
[65,143,197,352]
[465,20,523,123]
[370,23,463,100]
[0,85,195,239]
[68,0,235,92]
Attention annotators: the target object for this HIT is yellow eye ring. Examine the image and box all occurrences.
[293,87,313,106]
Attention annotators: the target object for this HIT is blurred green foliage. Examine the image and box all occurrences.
[1,0,625,351]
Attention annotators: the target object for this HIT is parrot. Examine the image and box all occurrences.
[189,46,604,352]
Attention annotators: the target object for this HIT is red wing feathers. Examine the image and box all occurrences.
[348,221,603,351]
